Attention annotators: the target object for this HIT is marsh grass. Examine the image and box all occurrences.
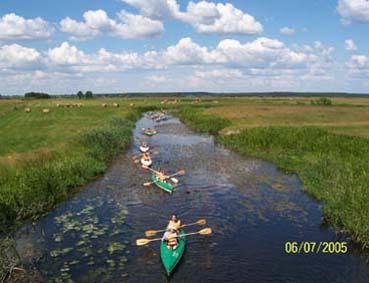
[176,107,231,135]
[177,108,369,247]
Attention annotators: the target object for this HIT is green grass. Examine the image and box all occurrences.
[177,107,369,247]
[176,107,231,135]
[0,99,161,279]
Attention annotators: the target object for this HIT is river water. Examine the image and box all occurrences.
[14,115,369,282]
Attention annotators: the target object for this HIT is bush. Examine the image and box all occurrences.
[311,97,332,106]
[24,92,50,99]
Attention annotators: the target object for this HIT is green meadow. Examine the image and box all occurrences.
[1,95,369,278]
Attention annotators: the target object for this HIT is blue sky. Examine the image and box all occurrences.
[0,0,369,94]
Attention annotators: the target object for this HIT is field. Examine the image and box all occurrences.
[176,96,369,247]
[1,95,369,278]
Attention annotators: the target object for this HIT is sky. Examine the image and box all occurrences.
[0,0,369,95]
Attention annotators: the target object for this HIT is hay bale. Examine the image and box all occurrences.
[25,107,31,113]
[102,103,107,108]
[129,103,134,107]
[42,108,50,113]
[113,103,120,107]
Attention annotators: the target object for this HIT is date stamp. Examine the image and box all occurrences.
[284,241,348,254]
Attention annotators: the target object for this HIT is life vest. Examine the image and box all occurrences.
[168,237,178,246]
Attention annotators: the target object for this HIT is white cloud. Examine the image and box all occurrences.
[0,13,54,40]
[194,68,244,79]
[146,75,167,82]
[0,37,344,93]
[347,54,369,78]
[122,0,263,34]
[337,0,369,23]
[279,27,295,35]
[349,55,369,68]
[1,37,333,74]
[60,9,163,40]
[345,39,357,50]
[0,44,41,69]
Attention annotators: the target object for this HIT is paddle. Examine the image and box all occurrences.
[136,228,212,246]
[143,169,185,187]
[145,219,207,237]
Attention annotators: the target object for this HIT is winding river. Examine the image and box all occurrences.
[14,115,369,282]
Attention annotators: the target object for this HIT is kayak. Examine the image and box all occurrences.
[143,129,157,136]
[140,146,149,153]
[151,174,174,194]
[141,158,152,167]
[160,230,185,276]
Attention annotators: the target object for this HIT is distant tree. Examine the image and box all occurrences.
[24,92,50,99]
[311,97,332,106]
[77,91,84,99]
[85,91,93,99]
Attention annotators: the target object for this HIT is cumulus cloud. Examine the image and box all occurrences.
[0,13,54,40]
[0,44,41,69]
[194,68,244,79]
[1,37,333,74]
[279,27,295,35]
[60,9,164,40]
[122,0,263,34]
[337,0,369,23]
[146,75,167,82]
[345,39,357,50]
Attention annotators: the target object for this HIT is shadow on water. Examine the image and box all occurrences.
[13,114,369,282]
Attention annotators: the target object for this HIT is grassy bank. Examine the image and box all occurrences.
[177,107,369,247]
[0,99,158,280]
[176,107,231,135]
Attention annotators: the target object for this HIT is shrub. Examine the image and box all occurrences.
[24,92,50,99]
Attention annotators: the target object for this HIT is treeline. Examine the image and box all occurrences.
[76,90,93,99]
[24,92,50,99]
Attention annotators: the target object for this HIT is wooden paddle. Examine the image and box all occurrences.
[143,169,185,187]
[145,219,207,237]
[136,228,212,246]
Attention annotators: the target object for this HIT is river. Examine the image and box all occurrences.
[13,114,369,282]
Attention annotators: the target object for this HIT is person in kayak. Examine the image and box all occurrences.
[156,168,167,182]
[143,152,151,161]
[167,215,181,231]
[162,228,179,249]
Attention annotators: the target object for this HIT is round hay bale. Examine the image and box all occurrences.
[25,107,31,113]
[42,108,50,113]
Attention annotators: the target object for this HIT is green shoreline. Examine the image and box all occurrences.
[0,106,156,280]
[176,107,369,248]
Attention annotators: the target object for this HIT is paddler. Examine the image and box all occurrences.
[167,214,181,231]
[156,168,167,182]
[143,152,150,161]
[162,215,182,249]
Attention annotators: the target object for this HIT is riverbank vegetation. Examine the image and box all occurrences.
[176,98,369,248]
[0,98,160,279]
[1,95,369,278]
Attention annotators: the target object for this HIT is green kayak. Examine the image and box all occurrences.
[160,230,186,276]
[151,174,174,194]
[143,129,157,136]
